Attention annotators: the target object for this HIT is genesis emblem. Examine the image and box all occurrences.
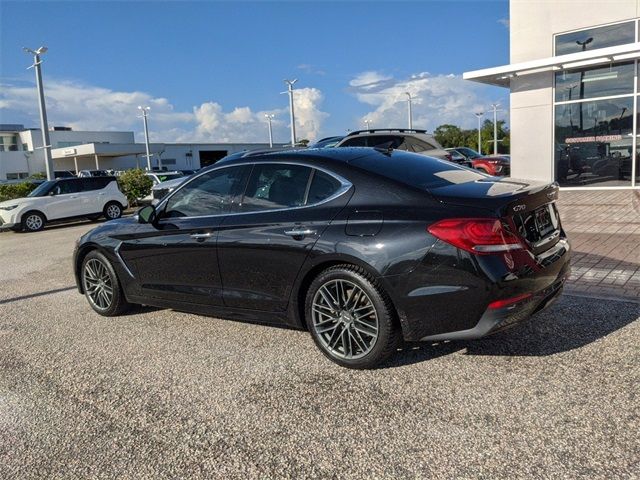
[513,204,526,212]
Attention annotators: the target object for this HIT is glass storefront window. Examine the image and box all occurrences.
[555,62,634,102]
[555,97,634,186]
[555,21,635,56]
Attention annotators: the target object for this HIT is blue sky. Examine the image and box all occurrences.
[0,0,510,143]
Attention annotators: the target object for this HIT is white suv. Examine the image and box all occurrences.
[0,177,128,232]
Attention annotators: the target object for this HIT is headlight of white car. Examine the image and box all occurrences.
[0,205,18,211]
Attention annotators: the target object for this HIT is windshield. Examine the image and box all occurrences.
[27,181,55,197]
[457,147,481,159]
[156,173,183,182]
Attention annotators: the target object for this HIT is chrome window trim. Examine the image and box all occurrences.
[156,161,353,221]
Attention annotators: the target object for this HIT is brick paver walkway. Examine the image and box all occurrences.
[558,189,640,303]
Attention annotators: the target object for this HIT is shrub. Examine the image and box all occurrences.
[118,169,153,206]
[0,182,38,202]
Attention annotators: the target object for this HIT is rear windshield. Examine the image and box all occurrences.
[350,150,487,190]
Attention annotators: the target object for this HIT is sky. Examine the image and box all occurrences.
[0,0,510,144]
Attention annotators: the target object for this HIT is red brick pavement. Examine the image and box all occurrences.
[558,189,640,303]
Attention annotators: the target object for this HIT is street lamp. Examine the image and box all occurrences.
[364,119,372,130]
[264,114,275,148]
[405,92,413,129]
[23,46,54,180]
[137,106,152,170]
[491,103,500,155]
[284,79,298,147]
[474,112,484,155]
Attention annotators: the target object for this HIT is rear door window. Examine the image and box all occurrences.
[241,164,312,212]
[55,180,81,195]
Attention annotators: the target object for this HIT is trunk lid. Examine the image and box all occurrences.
[429,177,562,255]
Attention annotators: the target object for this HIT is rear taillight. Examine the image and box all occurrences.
[427,218,523,255]
[487,293,532,309]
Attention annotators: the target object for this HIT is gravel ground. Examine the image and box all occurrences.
[1,223,639,479]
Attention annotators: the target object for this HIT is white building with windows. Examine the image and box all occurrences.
[0,124,283,180]
[464,0,640,189]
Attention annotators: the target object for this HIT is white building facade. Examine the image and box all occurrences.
[465,0,640,189]
[0,124,281,180]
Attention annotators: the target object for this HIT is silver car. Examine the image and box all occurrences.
[335,129,451,161]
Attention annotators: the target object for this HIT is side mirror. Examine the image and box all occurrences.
[137,205,156,224]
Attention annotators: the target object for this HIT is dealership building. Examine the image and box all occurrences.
[0,124,281,180]
[465,0,640,189]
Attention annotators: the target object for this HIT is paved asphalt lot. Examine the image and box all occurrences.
[1,221,639,478]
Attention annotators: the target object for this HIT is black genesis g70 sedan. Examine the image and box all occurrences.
[74,148,570,368]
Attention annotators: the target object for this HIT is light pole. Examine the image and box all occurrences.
[474,112,484,155]
[137,106,152,170]
[405,92,413,129]
[265,114,275,148]
[576,37,593,132]
[364,119,372,130]
[284,79,298,147]
[491,103,500,155]
[23,46,54,180]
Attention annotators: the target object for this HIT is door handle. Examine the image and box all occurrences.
[190,232,213,240]
[284,228,317,237]
[70,196,77,199]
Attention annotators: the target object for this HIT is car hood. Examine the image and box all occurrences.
[0,197,39,208]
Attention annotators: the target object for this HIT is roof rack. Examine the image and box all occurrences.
[346,128,428,137]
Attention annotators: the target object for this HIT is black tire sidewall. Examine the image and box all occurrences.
[305,266,398,369]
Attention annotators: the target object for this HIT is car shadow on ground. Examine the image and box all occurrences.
[383,295,639,368]
[0,286,78,305]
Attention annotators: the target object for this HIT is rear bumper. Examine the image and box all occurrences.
[418,276,565,342]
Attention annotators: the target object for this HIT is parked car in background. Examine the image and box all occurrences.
[73,147,569,369]
[54,170,76,179]
[151,175,190,205]
[0,176,127,232]
[178,169,197,176]
[335,129,452,161]
[142,171,185,203]
[444,148,472,167]
[448,148,511,176]
[78,170,109,178]
[308,136,345,149]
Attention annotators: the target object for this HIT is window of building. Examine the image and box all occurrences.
[56,141,82,148]
[555,21,635,56]
[6,172,29,180]
[555,62,634,102]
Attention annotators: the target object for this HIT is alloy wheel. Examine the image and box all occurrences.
[83,258,114,310]
[311,279,379,359]
[25,214,43,231]
[106,204,121,219]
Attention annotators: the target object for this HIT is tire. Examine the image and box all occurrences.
[305,265,401,369]
[103,202,123,220]
[21,211,46,232]
[81,250,131,316]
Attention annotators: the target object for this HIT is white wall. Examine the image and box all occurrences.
[508,0,640,182]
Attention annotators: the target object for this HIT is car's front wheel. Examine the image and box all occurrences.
[305,265,400,369]
[21,211,46,232]
[81,250,131,316]
[103,202,123,220]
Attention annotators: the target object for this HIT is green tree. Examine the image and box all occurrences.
[0,182,38,202]
[433,124,465,148]
[118,169,153,206]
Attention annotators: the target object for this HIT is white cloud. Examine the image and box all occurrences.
[0,79,329,143]
[348,71,503,131]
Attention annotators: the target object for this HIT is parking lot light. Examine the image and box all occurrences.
[265,114,275,148]
[284,79,298,147]
[137,106,152,170]
[23,46,54,181]
[405,92,413,129]
[474,112,484,155]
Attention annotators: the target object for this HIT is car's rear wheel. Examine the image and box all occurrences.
[103,202,123,220]
[21,211,45,232]
[81,250,131,316]
[305,265,400,369]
